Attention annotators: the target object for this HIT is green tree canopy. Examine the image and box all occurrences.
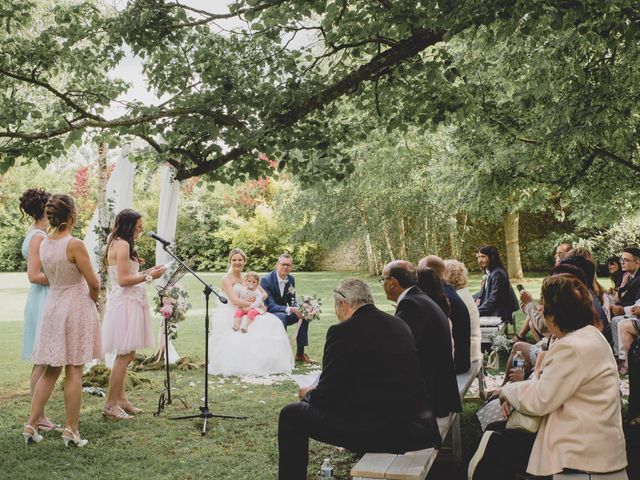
[3,0,639,185]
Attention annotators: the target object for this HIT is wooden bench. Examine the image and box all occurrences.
[351,361,484,480]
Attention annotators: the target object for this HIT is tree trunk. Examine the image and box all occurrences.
[357,205,379,275]
[97,142,108,319]
[423,216,430,255]
[364,232,377,276]
[383,222,395,262]
[398,217,407,259]
[504,211,524,282]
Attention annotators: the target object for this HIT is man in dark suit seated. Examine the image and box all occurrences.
[278,278,440,480]
[419,255,471,374]
[382,260,462,418]
[260,254,312,363]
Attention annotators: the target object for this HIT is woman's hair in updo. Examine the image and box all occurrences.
[19,188,51,222]
[45,194,76,232]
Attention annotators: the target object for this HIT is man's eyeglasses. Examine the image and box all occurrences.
[333,289,346,298]
[621,257,637,263]
[378,276,391,284]
[279,263,292,268]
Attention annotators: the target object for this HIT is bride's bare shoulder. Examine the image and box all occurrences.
[221,273,243,286]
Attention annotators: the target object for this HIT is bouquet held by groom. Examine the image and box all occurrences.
[261,254,314,363]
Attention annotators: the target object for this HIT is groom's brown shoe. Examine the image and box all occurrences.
[295,353,316,364]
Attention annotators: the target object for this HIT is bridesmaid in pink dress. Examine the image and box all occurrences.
[22,194,101,447]
[101,209,165,419]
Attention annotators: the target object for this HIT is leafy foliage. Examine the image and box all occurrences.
[5,0,640,187]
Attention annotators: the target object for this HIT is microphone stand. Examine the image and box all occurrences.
[153,242,246,435]
[154,281,187,417]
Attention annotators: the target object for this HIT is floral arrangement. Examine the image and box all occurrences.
[485,333,513,371]
[297,294,322,322]
[490,333,513,353]
[155,284,191,340]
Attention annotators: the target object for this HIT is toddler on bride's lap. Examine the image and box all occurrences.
[233,272,266,333]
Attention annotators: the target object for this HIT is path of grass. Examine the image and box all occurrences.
[0,271,543,479]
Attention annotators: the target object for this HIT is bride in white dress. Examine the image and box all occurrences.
[208,248,294,376]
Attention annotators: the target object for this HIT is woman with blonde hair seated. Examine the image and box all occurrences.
[443,259,482,364]
[468,274,627,479]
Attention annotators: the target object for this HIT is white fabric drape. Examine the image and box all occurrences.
[155,164,181,365]
[84,149,135,270]
[155,165,180,266]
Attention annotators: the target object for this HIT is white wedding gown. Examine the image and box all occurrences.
[208,283,294,376]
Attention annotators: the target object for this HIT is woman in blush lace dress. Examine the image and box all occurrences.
[208,248,294,377]
[19,188,56,431]
[22,194,101,447]
[101,209,165,420]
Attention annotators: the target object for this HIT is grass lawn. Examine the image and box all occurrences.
[0,271,543,480]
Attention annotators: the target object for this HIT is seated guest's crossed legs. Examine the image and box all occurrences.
[278,402,439,480]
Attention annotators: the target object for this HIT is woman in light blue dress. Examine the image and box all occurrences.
[19,188,56,431]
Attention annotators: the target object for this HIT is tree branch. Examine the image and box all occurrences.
[165,0,287,29]
[176,146,248,180]
[0,68,102,122]
[272,28,444,128]
[0,107,243,140]
[592,145,640,174]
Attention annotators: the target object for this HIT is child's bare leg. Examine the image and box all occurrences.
[240,315,249,333]
[233,314,241,331]
[244,316,256,332]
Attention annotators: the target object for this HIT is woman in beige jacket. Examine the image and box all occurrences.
[469,274,627,479]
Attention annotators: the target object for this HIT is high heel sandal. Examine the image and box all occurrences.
[101,405,132,420]
[61,428,88,448]
[120,401,143,415]
[22,424,43,445]
[37,419,62,432]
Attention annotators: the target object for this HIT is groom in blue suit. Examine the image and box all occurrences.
[261,254,313,363]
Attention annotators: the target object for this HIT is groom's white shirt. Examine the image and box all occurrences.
[278,274,288,297]
[277,273,292,314]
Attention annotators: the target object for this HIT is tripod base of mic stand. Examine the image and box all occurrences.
[154,386,189,417]
[170,406,247,436]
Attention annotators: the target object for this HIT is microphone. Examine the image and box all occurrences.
[148,231,171,247]
[219,296,228,304]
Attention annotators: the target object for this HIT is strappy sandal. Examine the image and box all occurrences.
[22,424,43,445]
[101,405,132,420]
[120,401,143,415]
[37,419,62,432]
[61,427,88,448]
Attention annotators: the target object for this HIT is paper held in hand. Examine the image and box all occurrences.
[291,372,321,389]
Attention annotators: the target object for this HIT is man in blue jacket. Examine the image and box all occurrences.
[261,254,313,363]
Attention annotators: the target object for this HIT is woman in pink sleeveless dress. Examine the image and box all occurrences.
[22,194,101,447]
[101,209,165,419]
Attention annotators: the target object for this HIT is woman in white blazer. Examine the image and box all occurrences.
[469,274,627,479]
